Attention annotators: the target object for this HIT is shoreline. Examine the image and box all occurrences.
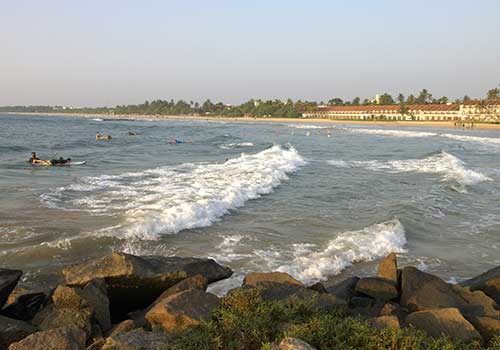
[5,111,500,130]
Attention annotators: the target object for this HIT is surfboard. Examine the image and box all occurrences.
[56,161,87,166]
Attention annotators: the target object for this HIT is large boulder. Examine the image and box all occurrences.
[452,285,500,320]
[467,316,500,344]
[32,305,93,340]
[326,277,359,301]
[0,315,37,350]
[101,328,171,350]
[270,337,317,350]
[108,319,138,337]
[355,277,398,301]
[400,267,464,312]
[62,252,232,319]
[0,269,23,310]
[8,327,86,350]
[460,266,500,305]
[145,289,220,332]
[52,279,111,332]
[1,292,46,322]
[406,308,482,343]
[377,253,398,285]
[243,272,303,287]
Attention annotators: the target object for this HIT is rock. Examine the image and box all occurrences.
[370,315,400,330]
[0,315,37,350]
[1,292,46,321]
[62,252,232,320]
[326,277,359,301]
[461,266,500,305]
[271,337,317,350]
[400,267,464,312]
[406,308,482,343]
[452,285,500,319]
[32,305,92,340]
[467,316,500,344]
[350,296,373,308]
[378,302,401,317]
[355,277,398,301]
[101,328,171,350]
[8,327,86,350]
[243,272,303,287]
[52,279,111,332]
[377,253,398,285]
[86,338,105,350]
[0,269,23,310]
[108,319,138,336]
[307,282,327,294]
[145,289,219,332]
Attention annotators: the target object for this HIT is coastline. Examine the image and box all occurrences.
[5,111,500,130]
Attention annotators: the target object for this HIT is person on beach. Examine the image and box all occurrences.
[96,131,112,140]
[29,152,71,166]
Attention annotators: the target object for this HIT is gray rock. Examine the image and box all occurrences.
[8,327,86,350]
[0,269,23,310]
[355,277,398,301]
[350,296,373,308]
[467,316,500,344]
[452,285,500,320]
[307,282,327,294]
[460,266,500,305]
[326,277,359,301]
[406,308,482,343]
[1,292,46,322]
[0,315,37,350]
[101,328,171,350]
[32,305,93,340]
[145,289,220,332]
[62,252,232,320]
[400,267,464,312]
[108,319,138,337]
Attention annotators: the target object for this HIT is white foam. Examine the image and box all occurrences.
[344,127,437,138]
[218,142,255,149]
[42,145,305,239]
[440,133,500,146]
[288,124,330,129]
[327,151,490,186]
[41,238,72,250]
[257,219,407,284]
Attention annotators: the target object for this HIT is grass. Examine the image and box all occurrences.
[160,288,500,350]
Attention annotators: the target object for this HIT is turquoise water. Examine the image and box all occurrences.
[1,114,499,293]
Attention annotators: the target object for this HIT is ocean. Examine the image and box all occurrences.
[0,113,499,294]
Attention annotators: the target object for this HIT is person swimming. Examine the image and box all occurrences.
[127,131,137,136]
[168,139,192,144]
[96,132,112,140]
[29,152,71,166]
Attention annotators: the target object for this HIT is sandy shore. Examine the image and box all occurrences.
[5,112,500,130]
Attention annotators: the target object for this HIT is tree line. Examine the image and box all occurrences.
[1,86,498,118]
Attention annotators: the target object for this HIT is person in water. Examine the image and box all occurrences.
[128,131,136,136]
[168,139,192,144]
[29,152,71,166]
[96,131,112,140]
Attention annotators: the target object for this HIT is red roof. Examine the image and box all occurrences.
[316,104,460,112]
[462,99,500,106]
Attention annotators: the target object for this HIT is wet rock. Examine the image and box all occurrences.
[400,267,464,312]
[377,253,398,285]
[7,327,86,350]
[0,315,37,350]
[452,285,500,319]
[270,337,317,350]
[145,289,219,332]
[0,269,23,310]
[460,266,500,305]
[355,277,398,301]
[62,252,231,320]
[108,319,138,336]
[307,282,327,294]
[370,315,400,330]
[1,292,46,321]
[101,328,171,350]
[406,308,482,343]
[326,277,359,301]
[467,316,500,344]
[243,272,303,287]
[52,279,111,332]
[32,305,92,340]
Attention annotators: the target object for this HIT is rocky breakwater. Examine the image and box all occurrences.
[0,251,498,350]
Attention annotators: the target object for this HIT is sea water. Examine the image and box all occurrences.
[0,114,499,293]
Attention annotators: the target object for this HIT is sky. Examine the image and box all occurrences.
[1,0,499,107]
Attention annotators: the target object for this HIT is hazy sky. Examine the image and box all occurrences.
[1,0,499,106]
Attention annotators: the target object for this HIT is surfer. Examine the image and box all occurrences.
[96,132,112,140]
[29,152,71,166]
[168,139,192,144]
[128,131,137,136]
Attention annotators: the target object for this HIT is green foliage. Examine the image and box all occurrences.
[159,289,495,350]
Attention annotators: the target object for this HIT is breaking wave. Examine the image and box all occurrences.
[343,127,437,138]
[327,151,490,186]
[41,145,305,239]
[288,124,330,129]
[218,142,255,149]
[256,219,407,284]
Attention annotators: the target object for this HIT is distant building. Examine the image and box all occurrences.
[302,100,500,122]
